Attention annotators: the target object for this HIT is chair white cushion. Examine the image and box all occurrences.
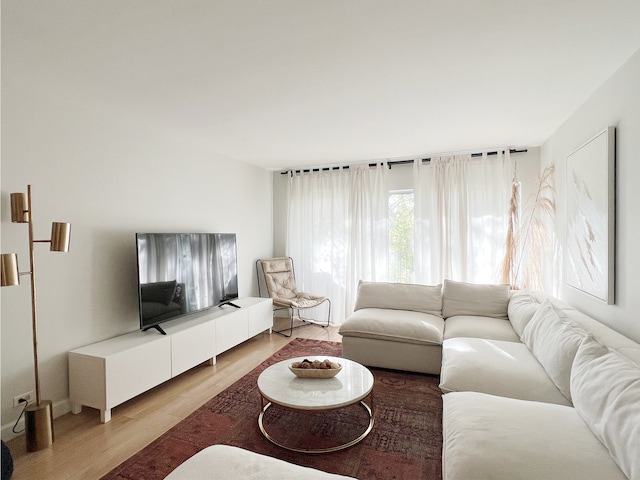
[272,292,327,309]
[442,392,627,480]
[354,281,442,316]
[165,444,356,479]
[260,257,327,308]
[521,299,587,402]
[440,337,570,405]
[260,257,292,274]
[339,308,444,346]
[442,280,510,319]
[264,270,299,300]
[571,336,640,480]
[443,315,519,342]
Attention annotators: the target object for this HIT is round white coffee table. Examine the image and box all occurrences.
[257,356,374,453]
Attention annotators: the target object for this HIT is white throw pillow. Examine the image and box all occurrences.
[353,281,442,316]
[571,336,640,480]
[441,279,510,319]
[521,299,587,402]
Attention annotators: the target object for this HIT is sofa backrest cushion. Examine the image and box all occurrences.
[521,299,587,403]
[354,281,442,316]
[508,290,542,337]
[548,298,640,362]
[571,336,640,480]
[442,280,509,319]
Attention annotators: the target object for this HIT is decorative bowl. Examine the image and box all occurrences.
[289,363,342,378]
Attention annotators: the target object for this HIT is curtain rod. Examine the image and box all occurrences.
[281,148,528,175]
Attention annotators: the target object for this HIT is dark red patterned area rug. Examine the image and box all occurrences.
[101,338,442,480]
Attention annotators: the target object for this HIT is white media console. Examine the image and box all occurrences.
[68,297,272,423]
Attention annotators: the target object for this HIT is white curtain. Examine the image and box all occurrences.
[413,151,514,285]
[287,164,388,324]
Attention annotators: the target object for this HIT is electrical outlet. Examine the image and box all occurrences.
[13,391,33,408]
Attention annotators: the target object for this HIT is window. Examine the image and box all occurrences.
[388,190,414,283]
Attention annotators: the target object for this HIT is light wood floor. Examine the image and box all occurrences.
[7,320,342,480]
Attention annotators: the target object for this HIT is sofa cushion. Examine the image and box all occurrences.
[571,336,640,480]
[339,308,444,346]
[507,290,542,337]
[165,444,357,479]
[442,392,627,480]
[550,297,640,361]
[443,315,519,342]
[354,281,442,316]
[521,299,587,403]
[440,337,570,405]
[441,280,509,319]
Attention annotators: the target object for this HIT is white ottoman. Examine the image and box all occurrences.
[164,444,357,480]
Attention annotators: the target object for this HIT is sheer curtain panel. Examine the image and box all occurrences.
[286,164,389,324]
[413,151,513,285]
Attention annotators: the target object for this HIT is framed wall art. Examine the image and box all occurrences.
[565,126,615,304]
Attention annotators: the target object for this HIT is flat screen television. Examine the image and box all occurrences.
[136,233,239,334]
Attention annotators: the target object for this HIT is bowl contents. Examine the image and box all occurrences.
[291,358,341,370]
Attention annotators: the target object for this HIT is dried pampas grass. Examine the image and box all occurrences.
[501,163,555,289]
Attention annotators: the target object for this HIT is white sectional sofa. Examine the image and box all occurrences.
[339,279,517,374]
[339,280,640,480]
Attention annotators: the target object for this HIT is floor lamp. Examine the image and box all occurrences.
[1,185,71,452]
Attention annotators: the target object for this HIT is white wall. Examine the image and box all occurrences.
[0,83,273,439]
[541,48,640,343]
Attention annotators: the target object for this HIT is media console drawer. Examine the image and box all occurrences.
[168,317,216,376]
[69,332,172,423]
[216,308,249,355]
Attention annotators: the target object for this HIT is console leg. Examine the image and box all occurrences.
[71,402,82,415]
[101,409,111,423]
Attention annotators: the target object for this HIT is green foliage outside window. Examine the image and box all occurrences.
[388,191,414,283]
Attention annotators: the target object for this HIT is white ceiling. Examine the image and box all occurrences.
[4,1,640,170]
